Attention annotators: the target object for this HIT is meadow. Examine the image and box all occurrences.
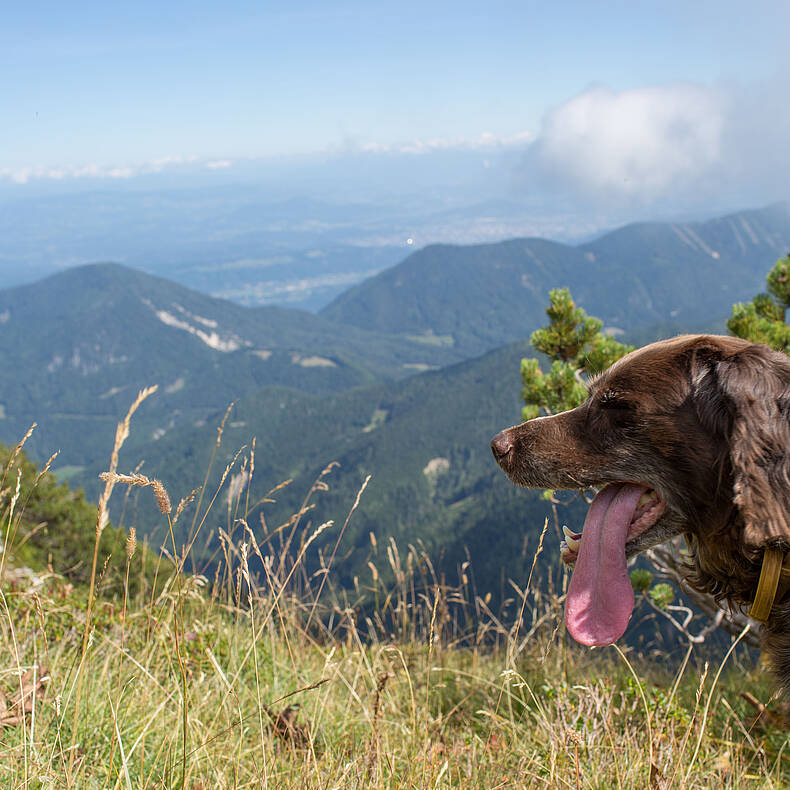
[0,391,788,789]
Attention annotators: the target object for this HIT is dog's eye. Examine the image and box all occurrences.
[598,391,631,410]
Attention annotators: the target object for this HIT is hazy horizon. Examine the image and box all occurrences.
[3,1,789,303]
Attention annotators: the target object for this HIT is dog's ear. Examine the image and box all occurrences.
[701,345,790,548]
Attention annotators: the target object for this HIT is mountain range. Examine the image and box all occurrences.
[322,201,790,357]
[1,200,788,595]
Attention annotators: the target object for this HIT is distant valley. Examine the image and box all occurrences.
[0,174,630,311]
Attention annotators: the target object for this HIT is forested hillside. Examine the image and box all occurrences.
[77,340,579,598]
[0,262,461,470]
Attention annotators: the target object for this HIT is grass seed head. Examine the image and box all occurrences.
[99,472,151,487]
[174,485,201,524]
[125,527,137,560]
[152,479,171,515]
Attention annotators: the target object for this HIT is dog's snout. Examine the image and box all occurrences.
[490,431,513,462]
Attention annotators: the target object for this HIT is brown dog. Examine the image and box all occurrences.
[492,334,790,692]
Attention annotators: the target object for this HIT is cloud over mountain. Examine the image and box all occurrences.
[525,77,790,210]
[528,83,726,200]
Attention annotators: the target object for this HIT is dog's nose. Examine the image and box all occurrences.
[490,431,513,462]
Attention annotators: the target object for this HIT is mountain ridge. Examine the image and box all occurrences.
[0,262,462,469]
[321,201,790,357]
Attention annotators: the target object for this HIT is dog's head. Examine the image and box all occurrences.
[491,334,790,644]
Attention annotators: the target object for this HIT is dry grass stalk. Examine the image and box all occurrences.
[173,486,201,525]
[125,528,137,561]
[0,470,22,585]
[184,446,246,562]
[1,423,36,487]
[367,670,394,777]
[508,517,549,666]
[151,480,171,516]
[187,400,236,541]
[69,385,157,782]
[305,474,371,632]
[740,691,785,729]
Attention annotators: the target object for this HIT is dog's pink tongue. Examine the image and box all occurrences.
[566,483,646,646]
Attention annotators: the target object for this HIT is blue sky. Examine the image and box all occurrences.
[2,0,789,209]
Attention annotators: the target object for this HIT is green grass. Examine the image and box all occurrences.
[1,560,787,788]
[1,403,789,788]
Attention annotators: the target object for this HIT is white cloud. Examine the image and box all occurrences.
[358,130,534,155]
[529,83,726,200]
[0,155,202,185]
[0,132,534,186]
[526,78,790,210]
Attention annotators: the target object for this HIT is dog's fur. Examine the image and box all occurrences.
[491,334,790,694]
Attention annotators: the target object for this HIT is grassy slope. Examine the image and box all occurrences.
[3,210,790,783]
[1,466,787,788]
